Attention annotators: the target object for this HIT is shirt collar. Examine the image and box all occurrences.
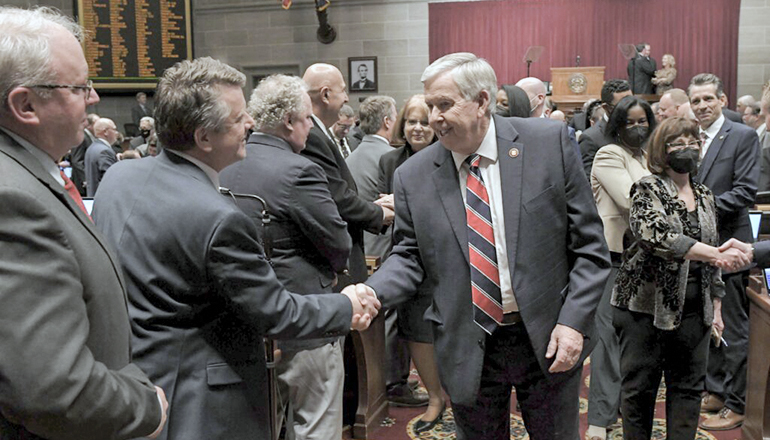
[701,113,725,139]
[0,127,64,186]
[452,117,497,171]
[311,114,333,141]
[371,134,390,145]
[165,149,220,189]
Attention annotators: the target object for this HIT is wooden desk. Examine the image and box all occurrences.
[743,274,770,440]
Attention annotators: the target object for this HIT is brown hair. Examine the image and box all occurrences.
[391,94,429,147]
[647,117,701,175]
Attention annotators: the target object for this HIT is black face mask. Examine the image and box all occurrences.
[667,148,700,174]
[620,125,649,150]
[140,129,151,138]
[495,104,509,116]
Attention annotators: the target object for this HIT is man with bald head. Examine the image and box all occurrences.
[300,63,394,288]
[85,117,119,196]
[0,6,167,439]
[658,88,689,121]
[736,94,756,116]
[516,77,546,117]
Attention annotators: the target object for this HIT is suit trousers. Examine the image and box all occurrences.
[384,308,411,390]
[451,324,581,440]
[587,266,622,427]
[614,306,710,440]
[705,271,748,414]
[276,341,344,440]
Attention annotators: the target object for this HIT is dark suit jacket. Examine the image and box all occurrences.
[219,133,352,351]
[84,138,117,197]
[696,117,760,243]
[93,151,353,440]
[300,119,383,286]
[351,78,375,91]
[579,118,614,178]
[723,108,744,124]
[377,144,414,196]
[131,103,152,126]
[755,240,770,267]
[68,129,93,195]
[627,55,656,94]
[366,115,611,405]
[0,131,160,440]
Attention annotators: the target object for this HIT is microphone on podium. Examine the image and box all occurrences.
[576,55,581,67]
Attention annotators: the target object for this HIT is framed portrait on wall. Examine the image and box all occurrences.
[348,56,377,92]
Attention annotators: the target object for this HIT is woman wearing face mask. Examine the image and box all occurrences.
[494,84,531,118]
[377,95,446,435]
[586,95,654,440]
[611,117,749,439]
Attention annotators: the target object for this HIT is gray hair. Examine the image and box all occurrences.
[139,116,155,128]
[688,73,724,98]
[338,104,355,119]
[0,6,84,108]
[154,57,246,151]
[359,96,396,135]
[421,52,497,115]
[248,74,309,134]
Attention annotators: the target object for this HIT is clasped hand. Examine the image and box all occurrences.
[341,283,381,331]
[713,238,753,272]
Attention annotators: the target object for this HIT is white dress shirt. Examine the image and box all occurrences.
[700,113,725,159]
[451,118,518,313]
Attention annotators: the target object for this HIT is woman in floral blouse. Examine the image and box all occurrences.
[611,117,749,440]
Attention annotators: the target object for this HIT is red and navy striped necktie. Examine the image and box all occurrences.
[465,154,503,334]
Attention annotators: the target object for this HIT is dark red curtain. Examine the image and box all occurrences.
[429,0,741,103]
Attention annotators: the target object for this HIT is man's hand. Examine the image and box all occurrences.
[714,239,752,272]
[374,193,394,210]
[545,324,584,373]
[147,386,168,439]
[380,206,395,227]
[341,283,381,331]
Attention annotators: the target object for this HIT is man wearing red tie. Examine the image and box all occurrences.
[356,52,610,440]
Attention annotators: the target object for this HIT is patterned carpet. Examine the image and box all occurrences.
[346,358,744,440]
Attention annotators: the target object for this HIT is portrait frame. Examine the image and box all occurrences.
[348,56,378,93]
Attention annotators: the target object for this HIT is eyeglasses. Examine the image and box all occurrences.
[666,140,702,149]
[26,80,93,99]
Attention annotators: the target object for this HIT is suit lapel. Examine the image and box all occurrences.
[431,146,469,264]
[494,115,524,278]
[698,119,732,182]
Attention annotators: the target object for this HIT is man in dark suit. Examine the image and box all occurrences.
[355,52,611,440]
[579,79,632,177]
[84,117,118,196]
[350,64,375,91]
[219,74,352,439]
[687,73,760,431]
[627,43,656,95]
[0,6,167,439]
[93,57,378,440]
[300,63,394,288]
[131,92,152,126]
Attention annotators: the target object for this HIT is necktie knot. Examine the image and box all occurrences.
[465,153,481,169]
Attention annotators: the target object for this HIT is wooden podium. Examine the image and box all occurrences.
[550,66,604,113]
[743,274,770,440]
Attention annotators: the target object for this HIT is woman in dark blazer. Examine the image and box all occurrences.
[612,117,748,439]
[377,94,445,434]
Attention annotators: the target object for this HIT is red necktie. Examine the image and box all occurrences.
[465,154,503,334]
[60,170,91,220]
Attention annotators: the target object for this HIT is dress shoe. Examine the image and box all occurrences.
[700,393,725,413]
[387,384,429,407]
[408,378,420,390]
[413,403,446,434]
[699,407,744,431]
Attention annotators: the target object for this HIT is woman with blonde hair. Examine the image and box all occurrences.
[653,54,677,95]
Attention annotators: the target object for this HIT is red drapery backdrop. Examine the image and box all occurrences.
[429,0,741,103]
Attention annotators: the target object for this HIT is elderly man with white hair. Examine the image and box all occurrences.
[353,52,610,440]
[219,74,352,440]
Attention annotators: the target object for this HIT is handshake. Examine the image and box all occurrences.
[341,283,381,331]
[712,238,754,272]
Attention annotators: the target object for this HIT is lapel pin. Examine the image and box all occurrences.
[719,135,725,140]
[508,148,519,158]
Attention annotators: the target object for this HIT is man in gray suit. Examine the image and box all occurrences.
[0,6,167,440]
[347,95,398,260]
[689,73,760,431]
[84,117,118,196]
[94,57,378,440]
[219,74,351,439]
[352,52,610,440]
